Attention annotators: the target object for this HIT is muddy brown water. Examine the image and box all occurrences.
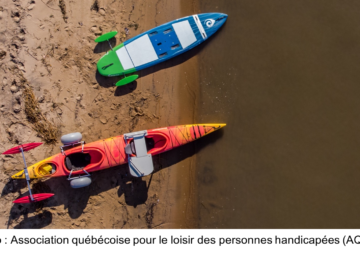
[195,0,360,228]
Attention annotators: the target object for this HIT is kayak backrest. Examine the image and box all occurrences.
[125,141,136,155]
[123,130,154,177]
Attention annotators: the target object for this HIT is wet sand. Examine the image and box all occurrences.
[196,0,360,228]
[0,0,200,229]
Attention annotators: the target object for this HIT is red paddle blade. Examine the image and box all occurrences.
[2,142,43,155]
[13,193,54,204]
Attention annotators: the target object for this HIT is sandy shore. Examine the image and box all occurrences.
[0,0,200,229]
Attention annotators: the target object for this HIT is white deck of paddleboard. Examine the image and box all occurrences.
[125,34,159,67]
[116,20,197,68]
[116,47,134,70]
[172,20,197,49]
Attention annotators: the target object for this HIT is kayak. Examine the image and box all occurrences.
[96,13,228,86]
[11,124,226,180]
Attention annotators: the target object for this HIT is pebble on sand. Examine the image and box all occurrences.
[38,95,45,103]
[100,116,107,124]
[10,85,18,93]
[13,104,21,113]
[99,8,106,16]
[28,4,35,11]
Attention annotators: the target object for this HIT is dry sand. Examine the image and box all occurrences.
[0,0,200,229]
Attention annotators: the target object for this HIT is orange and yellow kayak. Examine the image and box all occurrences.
[12,124,225,180]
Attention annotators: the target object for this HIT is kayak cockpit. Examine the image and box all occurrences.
[65,153,91,171]
[146,133,168,154]
[64,149,103,172]
[37,163,56,176]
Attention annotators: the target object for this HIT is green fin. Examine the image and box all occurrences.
[95,31,118,43]
[115,75,139,86]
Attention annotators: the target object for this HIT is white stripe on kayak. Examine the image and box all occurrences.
[192,14,207,39]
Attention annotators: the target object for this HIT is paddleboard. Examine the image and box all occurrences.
[97,13,228,77]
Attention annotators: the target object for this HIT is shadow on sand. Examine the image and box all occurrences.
[3,129,224,228]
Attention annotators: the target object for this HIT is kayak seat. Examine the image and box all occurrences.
[128,136,154,176]
[125,141,136,155]
[123,131,154,177]
[125,138,155,155]
[65,153,91,171]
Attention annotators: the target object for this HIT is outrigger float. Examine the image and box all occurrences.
[96,13,228,86]
[3,124,226,204]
